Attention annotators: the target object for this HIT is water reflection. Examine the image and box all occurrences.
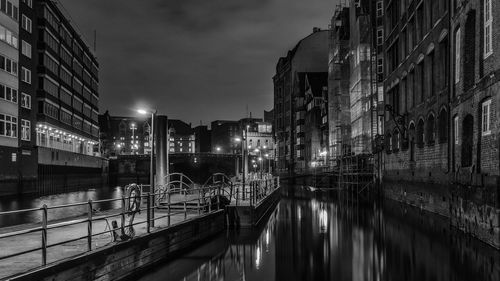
[0,186,123,227]
[139,185,499,281]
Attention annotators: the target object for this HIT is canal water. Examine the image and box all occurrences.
[0,186,123,227]
[138,185,499,281]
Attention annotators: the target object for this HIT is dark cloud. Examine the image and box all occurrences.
[58,0,337,124]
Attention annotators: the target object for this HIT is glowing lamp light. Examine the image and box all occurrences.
[137,109,148,115]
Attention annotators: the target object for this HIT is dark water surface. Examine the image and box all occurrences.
[138,185,499,281]
[0,186,122,227]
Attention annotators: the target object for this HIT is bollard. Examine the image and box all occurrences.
[87,200,93,251]
[41,204,48,266]
[184,189,187,220]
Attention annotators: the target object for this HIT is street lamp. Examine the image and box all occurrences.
[137,108,157,193]
[216,146,221,152]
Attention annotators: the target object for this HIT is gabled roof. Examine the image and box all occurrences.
[168,119,193,136]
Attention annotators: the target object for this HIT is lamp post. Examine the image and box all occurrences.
[138,109,157,193]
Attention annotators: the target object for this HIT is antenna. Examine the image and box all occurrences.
[93,30,97,52]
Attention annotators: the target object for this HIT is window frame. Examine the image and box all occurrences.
[481,99,492,136]
[484,0,493,58]
[21,119,30,141]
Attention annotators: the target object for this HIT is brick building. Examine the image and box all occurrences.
[382,0,451,214]
[449,0,500,247]
[273,29,328,175]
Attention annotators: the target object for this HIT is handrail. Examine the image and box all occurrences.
[0,175,281,279]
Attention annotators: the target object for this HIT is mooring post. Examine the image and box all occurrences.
[41,204,48,266]
[87,199,93,251]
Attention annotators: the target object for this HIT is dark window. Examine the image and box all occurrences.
[438,109,448,143]
[426,114,435,145]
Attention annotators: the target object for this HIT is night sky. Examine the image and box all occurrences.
[59,0,337,125]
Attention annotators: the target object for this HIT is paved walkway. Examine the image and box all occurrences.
[0,184,277,279]
[0,208,201,279]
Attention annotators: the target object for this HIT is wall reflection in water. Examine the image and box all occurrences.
[140,186,499,281]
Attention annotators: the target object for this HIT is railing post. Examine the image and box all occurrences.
[151,186,155,228]
[208,187,212,212]
[184,189,187,220]
[146,192,151,233]
[41,204,48,266]
[197,188,201,215]
[217,185,221,209]
[121,192,126,230]
[87,200,93,251]
[167,189,171,226]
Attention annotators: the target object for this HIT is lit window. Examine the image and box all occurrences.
[484,0,493,58]
[482,99,492,136]
[0,114,17,138]
[455,28,461,83]
[21,93,30,108]
[21,67,31,84]
[21,40,31,58]
[21,119,30,141]
[22,15,32,33]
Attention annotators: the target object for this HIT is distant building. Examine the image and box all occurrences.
[328,6,352,160]
[295,72,328,173]
[99,112,195,157]
[0,0,22,192]
[99,111,151,157]
[193,125,211,153]
[264,109,274,124]
[273,28,329,175]
[0,0,103,195]
[211,120,240,154]
[168,119,195,153]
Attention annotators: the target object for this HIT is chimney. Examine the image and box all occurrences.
[313,27,321,33]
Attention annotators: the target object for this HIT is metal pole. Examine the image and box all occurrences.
[150,112,155,200]
[147,193,151,233]
[87,200,93,251]
[41,204,47,266]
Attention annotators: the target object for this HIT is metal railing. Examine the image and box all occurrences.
[233,176,280,206]
[0,184,225,279]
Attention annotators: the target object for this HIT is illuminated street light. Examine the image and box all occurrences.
[216,146,221,152]
[137,108,157,193]
[234,137,242,142]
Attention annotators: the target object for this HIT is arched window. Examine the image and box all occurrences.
[393,129,400,152]
[438,108,448,143]
[462,114,474,167]
[409,122,416,161]
[386,131,392,154]
[416,119,425,148]
[426,114,435,145]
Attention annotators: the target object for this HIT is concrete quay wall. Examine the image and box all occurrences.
[383,179,500,249]
[226,187,281,228]
[9,211,225,281]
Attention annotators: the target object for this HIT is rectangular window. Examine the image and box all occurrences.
[484,0,493,57]
[454,116,459,144]
[482,99,492,135]
[0,84,17,103]
[21,40,31,58]
[0,24,18,48]
[21,119,30,141]
[376,1,383,17]
[22,0,33,8]
[21,93,31,109]
[21,67,31,84]
[455,28,461,83]
[377,28,384,46]
[22,15,32,33]
[0,113,17,138]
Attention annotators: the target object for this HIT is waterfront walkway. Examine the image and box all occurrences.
[0,208,200,279]
[0,177,280,280]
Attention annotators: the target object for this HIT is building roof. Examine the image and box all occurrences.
[168,119,193,136]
